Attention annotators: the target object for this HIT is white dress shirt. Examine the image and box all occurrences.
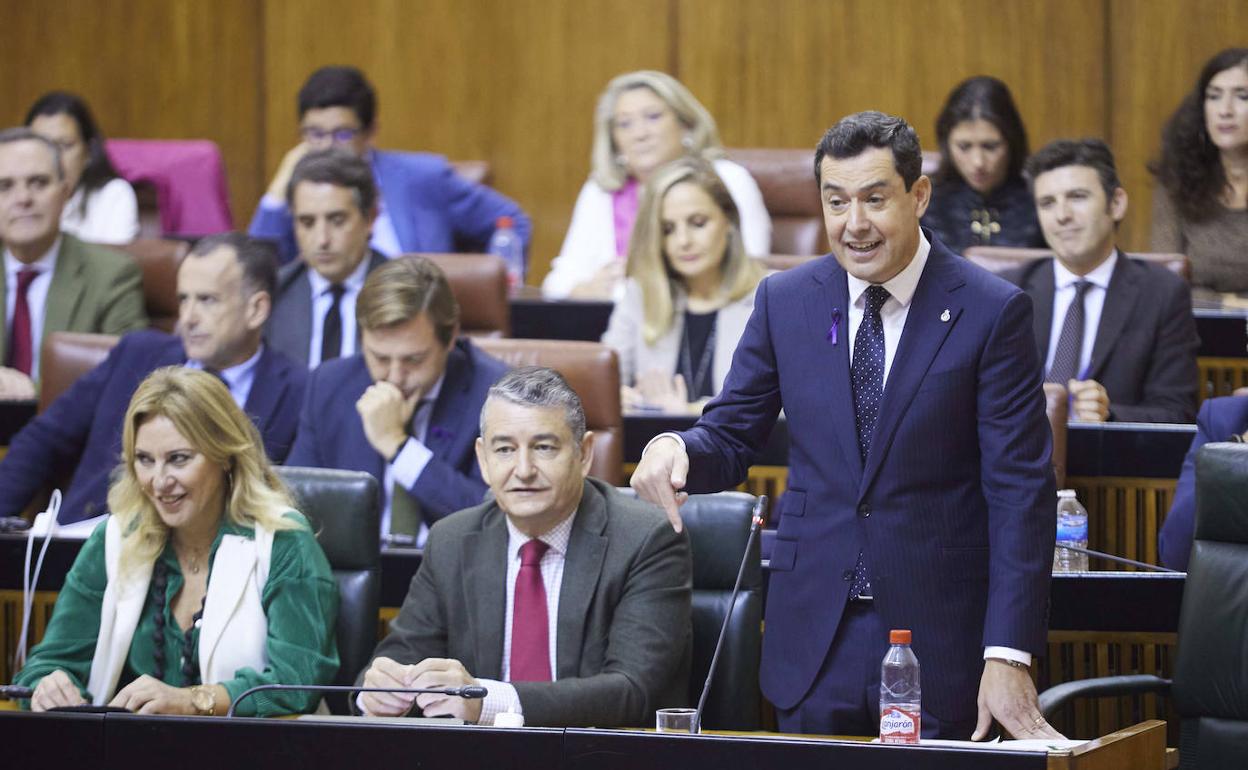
[1043,251,1119,380]
[383,374,445,545]
[4,238,61,378]
[185,345,263,409]
[474,511,576,725]
[305,254,371,367]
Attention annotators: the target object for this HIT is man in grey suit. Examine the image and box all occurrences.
[357,367,692,727]
[265,148,386,367]
[1007,138,1198,423]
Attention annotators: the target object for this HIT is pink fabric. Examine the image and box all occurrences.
[8,268,38,375]
[509,539,551,682]
[105,139,233,236]
[611,178,640,258]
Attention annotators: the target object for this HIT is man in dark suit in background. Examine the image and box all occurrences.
[1159,395,1248,570]
[286,255,508,542]
[266,149,386,367]
[0,233,306,523]
[632,112,1059,740]
[1005,138,1198,424]
[357,367,691,727]
[248,65,530,264]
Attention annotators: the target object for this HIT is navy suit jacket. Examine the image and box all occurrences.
[1159,396,1248,570]
[0,330,307,523]
[286,338,508,522]
[264,250,388,367]
[1004,255,1199,423]
[247,150,531,264]
[679,234,1055,721]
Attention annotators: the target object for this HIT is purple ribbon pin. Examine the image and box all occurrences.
[827,308,842,345]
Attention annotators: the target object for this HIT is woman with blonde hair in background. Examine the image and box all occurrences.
[602,157,765,413]
[14,367,338,717]
[543,70,770,299]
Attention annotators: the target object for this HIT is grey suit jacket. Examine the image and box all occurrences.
[1005,254,1199,423]
[264,250,387,367]
[601,278,760,392]
[0,234,147,365]
[361,477,692,727]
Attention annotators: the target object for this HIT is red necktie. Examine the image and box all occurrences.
[8,267,39,376]
[509,539,551,682]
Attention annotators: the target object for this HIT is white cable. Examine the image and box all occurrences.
[16,490,61,669]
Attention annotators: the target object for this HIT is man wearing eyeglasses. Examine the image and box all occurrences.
[248,65,531,265]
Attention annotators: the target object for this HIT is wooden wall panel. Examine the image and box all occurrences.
[0,0,263,233]
[1109,0,1248,252]
[261,0,671,280]
[677,0,1107,158]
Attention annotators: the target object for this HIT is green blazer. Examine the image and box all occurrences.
[0,234,148,369]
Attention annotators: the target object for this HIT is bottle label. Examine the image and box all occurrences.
[1056,520,1088,542]
[879,706,921,744]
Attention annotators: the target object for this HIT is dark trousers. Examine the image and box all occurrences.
[775,601,978,739]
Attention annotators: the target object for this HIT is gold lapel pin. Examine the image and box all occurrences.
[940,309,951,322]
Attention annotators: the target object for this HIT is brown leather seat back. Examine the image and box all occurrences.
[414,253,511,338]
[726,148,827,256]
[964,246,1191,282]
[473,339,622,485]
[111,238,190,332]
[1044,383,1070,489]
[39,332,121,412]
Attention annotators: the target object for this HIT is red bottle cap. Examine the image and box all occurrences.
[496,215,514,228]
[890,629,912,644]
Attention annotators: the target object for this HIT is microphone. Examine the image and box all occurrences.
[226,683,488,717]
[1054,543,1181,573]
[692,495,766,734]
[0,685,34,699]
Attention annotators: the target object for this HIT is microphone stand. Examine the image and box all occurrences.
[227,683,488,717]
[692,495,766,734]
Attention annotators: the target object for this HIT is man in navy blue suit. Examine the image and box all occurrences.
[248,65,531,264]
[632,112,1059,740]
[287,256,507,543]
[0,233,306,524]
[1159,395,1248,570]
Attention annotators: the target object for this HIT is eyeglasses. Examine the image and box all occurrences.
[300,126,362,144]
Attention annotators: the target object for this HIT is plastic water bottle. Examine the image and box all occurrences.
[487,215,525,289]
[1054,489,1089,572]
[879,628,921,744]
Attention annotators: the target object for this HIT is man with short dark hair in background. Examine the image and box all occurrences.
[0,233,305,523]
[1007,138,1198,423]
[0,127,146,398]
[248,65,531,264]
[266,148,386,367]
[357,366,691,727]
[286,255,508,542]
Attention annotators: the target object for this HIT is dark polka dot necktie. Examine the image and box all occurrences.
[848,284,890,599]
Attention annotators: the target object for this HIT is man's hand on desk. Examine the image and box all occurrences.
[972,659,1065,741]
[630,435,690,532]
[358,655,483,724]
[0,366,35,401]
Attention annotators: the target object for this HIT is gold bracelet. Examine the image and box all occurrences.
[189,684,216,716]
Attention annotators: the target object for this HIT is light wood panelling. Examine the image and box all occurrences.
[261,0,671,281]
[1109,0,1248,252]
[0,0,264,233]
[677,0,1107,157]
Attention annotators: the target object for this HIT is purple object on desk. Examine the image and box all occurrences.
[106,139,233,236]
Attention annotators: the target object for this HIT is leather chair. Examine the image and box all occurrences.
[113,238,190,332]
[726,148,826,257]
[418,253,510,337]
[681,491,764,730]
[1039,442,1248,764]
[39,332,120,412]
[1044,383,1070,489]
[276,466,380,715]
[964,246,1191,283]
[473,338,622,485]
